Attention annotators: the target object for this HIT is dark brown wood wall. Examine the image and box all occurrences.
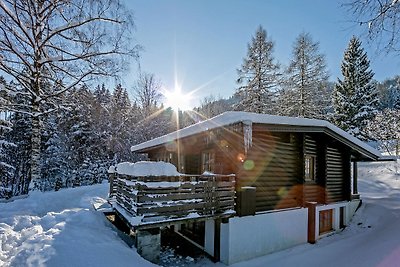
[144,123,353,212]
[326,146,346,203]
[146,125,245,175]
[237,127,302,212]
[303,135,325,203]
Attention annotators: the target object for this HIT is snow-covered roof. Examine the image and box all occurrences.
[110,161,181,177]
[131,111,382,160]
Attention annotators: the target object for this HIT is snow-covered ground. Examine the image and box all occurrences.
[0,183,156,267]
[0,160,399,267]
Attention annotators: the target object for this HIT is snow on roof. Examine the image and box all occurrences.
[131,111,382,159]
[112,161,181,177]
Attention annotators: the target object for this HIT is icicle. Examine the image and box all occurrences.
[243,120,252,154]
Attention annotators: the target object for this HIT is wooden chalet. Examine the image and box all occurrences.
[110,111,384,265]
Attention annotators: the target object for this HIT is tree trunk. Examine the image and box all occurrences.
[29,102,42,191]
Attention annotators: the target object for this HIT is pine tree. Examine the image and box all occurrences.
[109,84,132,162]
[332,36,379,141]
[235,26,280,114]
[92,84,112,159]
[0,78,16,198]
[279,32,329,118]
[7,97,32,196]
[41,113,69,191]
[377,76,400,110]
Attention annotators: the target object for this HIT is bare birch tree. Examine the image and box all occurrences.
[133,73,162,118]
[343,0,400,54]
[0,0,139,191]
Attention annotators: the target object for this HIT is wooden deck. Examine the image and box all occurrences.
[109,173,236,228]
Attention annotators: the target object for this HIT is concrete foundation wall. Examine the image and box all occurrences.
[136,229,161,264]
[220,208,308,265]
[204,219,215,257]
[315,200,360,239]
[346,199,361,223]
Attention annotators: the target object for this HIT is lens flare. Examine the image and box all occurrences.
[163,87,192,111]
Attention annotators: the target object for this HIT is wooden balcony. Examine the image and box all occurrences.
[109,173,235,229]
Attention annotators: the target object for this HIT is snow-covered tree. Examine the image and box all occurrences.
[8,107,32,196]
[366,108,400,156]
[92,84,112,157]
[377,76,400,110]
[41,113,68,191]
[0,78,16,198]
[108,84,133,162]
[235,26,280,114]
[332,36,379,141]
[278,32,329,118]
[195,95,232,119]
[134,73,162,118]
[0,0,138,191]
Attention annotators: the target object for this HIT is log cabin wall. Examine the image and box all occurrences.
[304,134,325,204]
[146,124,245,176]
[325,145,351,203]
[237,125,303,212]
[145,123,353,212]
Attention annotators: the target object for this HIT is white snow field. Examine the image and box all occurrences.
[0,183,156,267]
[0,160,399,267]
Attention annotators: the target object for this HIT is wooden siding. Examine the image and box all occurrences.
[147,125,245,176]
[143,122,354,214]
[304,135,325,204]
[326,146,346,203]
[185,155,200,174]
[237,130,302,212]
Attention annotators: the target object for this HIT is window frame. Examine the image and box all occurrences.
[201,150,215,173]
[304,154,316,181]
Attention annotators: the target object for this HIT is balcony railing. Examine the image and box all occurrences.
[109,173,235,227]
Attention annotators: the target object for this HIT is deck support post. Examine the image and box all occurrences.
[136,228,161,264]
[306,202,317,244]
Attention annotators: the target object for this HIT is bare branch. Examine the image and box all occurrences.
[343,0,400,54]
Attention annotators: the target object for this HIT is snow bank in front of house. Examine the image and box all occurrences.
[0,183,156,267]
[113,161,181,177]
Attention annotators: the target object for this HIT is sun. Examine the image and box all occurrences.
[163,87,192,111]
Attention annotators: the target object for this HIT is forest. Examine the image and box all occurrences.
[0,1,399,199]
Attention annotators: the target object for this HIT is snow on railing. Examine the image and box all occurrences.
[108,166,235,227]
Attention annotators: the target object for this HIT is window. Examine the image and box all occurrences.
[156,152,174,163]
[202,151,215,173]
[305,155,316,181]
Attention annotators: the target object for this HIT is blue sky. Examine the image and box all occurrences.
[122,0,400,107]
